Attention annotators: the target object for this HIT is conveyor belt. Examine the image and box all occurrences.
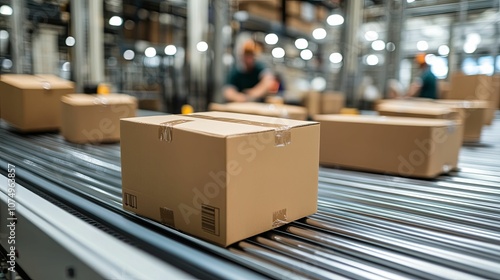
[1,111,500,279]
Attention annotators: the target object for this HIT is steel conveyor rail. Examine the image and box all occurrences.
[0,111,500,279]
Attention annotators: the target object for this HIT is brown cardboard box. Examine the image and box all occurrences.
[434,100,488,143]
[321,92,345,114]
[304,91,321,116]
[314,115,463,178]
[208,102,307,120]
[494,74,500,109]
[61,94,137,143]
[121,111,319,246]
[438,81,450,99]
[0,74,74,132]
[376,100,459,120]
[287,1,300,17]
[448,73,498,125]
[287,17,314,33]
[239,2,280,21]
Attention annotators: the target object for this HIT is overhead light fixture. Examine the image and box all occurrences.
[0,30,9,40]
[123,50,135,60]
[272,47,285,58]
[295,38,308,50]
[164,45,177,55]
[109,16,123,27]
[300,49,313,60]
[145,47,157,57]
[371,40,385,51]
[265,33,279,45]
[329,52,343,64]
[463,43,477,54]
[312,28,327,40]
[196,41,208,52]
[417,40,429,51]
[366,54,379,66]
[0,5,13,16]
[438,45,450,56]
[364,31,378,41]
[327,14,344,26]
[65,36,75,47]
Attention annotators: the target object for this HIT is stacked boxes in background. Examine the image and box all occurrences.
[121,111,320,246]
[377,100,458,120]
[448,73,499,125]
[304,91,345,117]
[208,102,308,120]
[0,74,75,132]
[314,115,463,178]
[61,94,137,143]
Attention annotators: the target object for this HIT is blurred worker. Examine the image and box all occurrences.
[407,53,438,99]
[224,40,274,102]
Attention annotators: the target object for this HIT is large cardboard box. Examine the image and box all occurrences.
[239,2,280,21]
[438,80,450,99]
[314,115,463,178]
[304,91,321,116]
[434,100,488,143]
[0,74,75,132]
[448,73,498,125]
[209,102,307,120]
[61,94,137,143]
[321,92,345,114]
[494,75,500,109]
[376,100,458,120]
[121,111,319,246]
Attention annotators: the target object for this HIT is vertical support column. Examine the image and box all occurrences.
[71,0,86,92]
[11,0,25,73]
[88,0,104,84]
[340,0,363,106]
[213,0,229,103]
[187,0,208,110]
[447,22,457,78]
[382,0,406,97]
[491,0,500,75]
[456,0,468,71]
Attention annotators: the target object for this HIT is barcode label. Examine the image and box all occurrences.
[201,204,220,236]
[160,207,175,227]
[123,193,137,209]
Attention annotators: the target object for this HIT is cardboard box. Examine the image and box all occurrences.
[376,100,459,120]
[304,91,321,116]
[434,100,488,143]
[438,80,450,99]
[448,73,498,125]
[0,74,75,132]
[121,111,319,246]
[60,94,137,143]
[321,92,345,114]
[314,115,463,178]
[494,74,500,109]
[208,102,307,120]
[239,2,280,21]
[287,17,314,33]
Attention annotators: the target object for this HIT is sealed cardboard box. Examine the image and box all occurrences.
[61,93,137,143]
[121,111,319,246]
[321,92,345,114]
[314,115,463,178]
[376,100,459,120]
[208,102,307,120]
[448,73,498,125]
[304,91,321,116]
[434,100,488,143]
[0,74,75,132]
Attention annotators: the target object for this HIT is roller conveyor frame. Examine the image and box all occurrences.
[0,111,499,279]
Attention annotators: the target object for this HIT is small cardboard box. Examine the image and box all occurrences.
[434,100,488,143]
[61,94,137,143]
[321,92,345,114]
[0,74,75,132]
[239,2,280,21]
[304,91,321,116]
[121,111,319,246]
[448,73,498,125]
[376,100,459,120]
[314,115,463,178]
[208,102,307,120]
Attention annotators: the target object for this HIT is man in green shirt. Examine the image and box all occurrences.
[408,53,438,99]
[224,40,274,102]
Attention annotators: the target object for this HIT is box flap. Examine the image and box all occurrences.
[0,74,74,90]
[313,114,457,127]
[62,93,137,106]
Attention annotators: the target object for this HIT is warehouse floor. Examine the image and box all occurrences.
[0,111,499,279]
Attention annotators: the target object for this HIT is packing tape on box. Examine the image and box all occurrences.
[158,115,292,146]
[158,119,193,142]
[189,114,292,147]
